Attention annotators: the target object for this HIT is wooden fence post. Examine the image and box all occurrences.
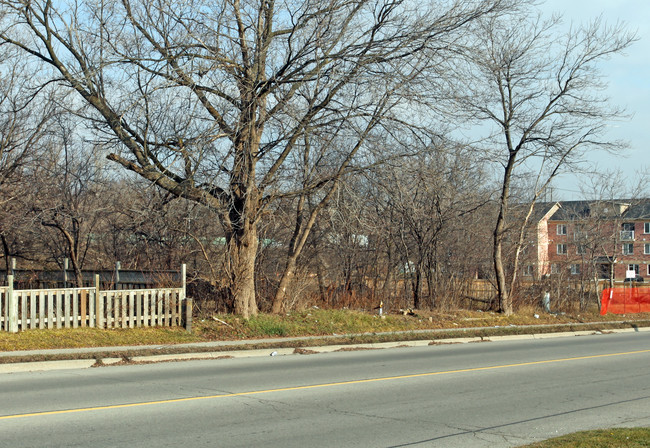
[80,289,87,327]
[181,264,186,327]
[8,274,17,333]
[115,261,121,290]
[63,258,69,289]
[95,274,102,329]
[181,264,186,299]
[181,264,187,329]
[185,298,193,333]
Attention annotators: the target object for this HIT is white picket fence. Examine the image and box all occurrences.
[0,265,191,333]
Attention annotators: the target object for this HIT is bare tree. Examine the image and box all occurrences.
[29,115,110,286]
[369,143,490,310]
[0,46,56,270]
[85,174,227,280]
[448,10,635,314]
[0,0,515,317]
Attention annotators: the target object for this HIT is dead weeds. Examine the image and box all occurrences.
[293,348,319,355]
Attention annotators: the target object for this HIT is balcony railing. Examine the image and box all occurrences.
[620,230,635,241]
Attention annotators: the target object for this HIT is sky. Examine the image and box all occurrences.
[541,0,650,200]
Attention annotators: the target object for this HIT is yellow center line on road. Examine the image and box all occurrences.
[2,348,649,421]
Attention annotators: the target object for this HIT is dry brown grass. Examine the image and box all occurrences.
[1,307,648,354]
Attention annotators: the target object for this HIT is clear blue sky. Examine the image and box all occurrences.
[542,0,649,199]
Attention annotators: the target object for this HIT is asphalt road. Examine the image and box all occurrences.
[1,332,650,447]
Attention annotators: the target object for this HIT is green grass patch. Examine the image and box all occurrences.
[245,314,292,336]
[235,309,436,337]
[521,428,650,447]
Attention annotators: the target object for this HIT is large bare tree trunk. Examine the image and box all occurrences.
[224,128,262,318]
[226,223,259,318]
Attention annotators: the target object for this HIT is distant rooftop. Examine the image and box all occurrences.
[534,198,650,221]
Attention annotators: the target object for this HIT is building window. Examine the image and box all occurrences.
[628,264,639,275]
[570,264,580,275]
[645,222,650,234]
[621,223,635,241]
[576,245,586,255]
[623,243,634,255]
[557,244,567,255]
[524,265,534,276]
[557,224,567,235]
[550,263,559,274]
[597,264,610,279]
[573,224,587,240]
[647,265,650,276]
[645,243,650,255]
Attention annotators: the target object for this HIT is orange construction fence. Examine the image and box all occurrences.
[601,286,650,315]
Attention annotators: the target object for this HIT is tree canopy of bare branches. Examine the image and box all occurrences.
[0,0,515,317]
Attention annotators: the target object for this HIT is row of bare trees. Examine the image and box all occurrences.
[0,0,637,316]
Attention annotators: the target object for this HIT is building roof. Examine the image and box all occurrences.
[623,201,650,219]
[551,201,592,220]
[538,198,650,222]
[528,201,561,223]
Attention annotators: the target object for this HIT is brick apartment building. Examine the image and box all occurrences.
[524,199,650,282]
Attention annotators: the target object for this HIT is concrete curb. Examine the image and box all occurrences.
[128,327,650,364]
[0,359,98,373]
[2,326,649,373]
